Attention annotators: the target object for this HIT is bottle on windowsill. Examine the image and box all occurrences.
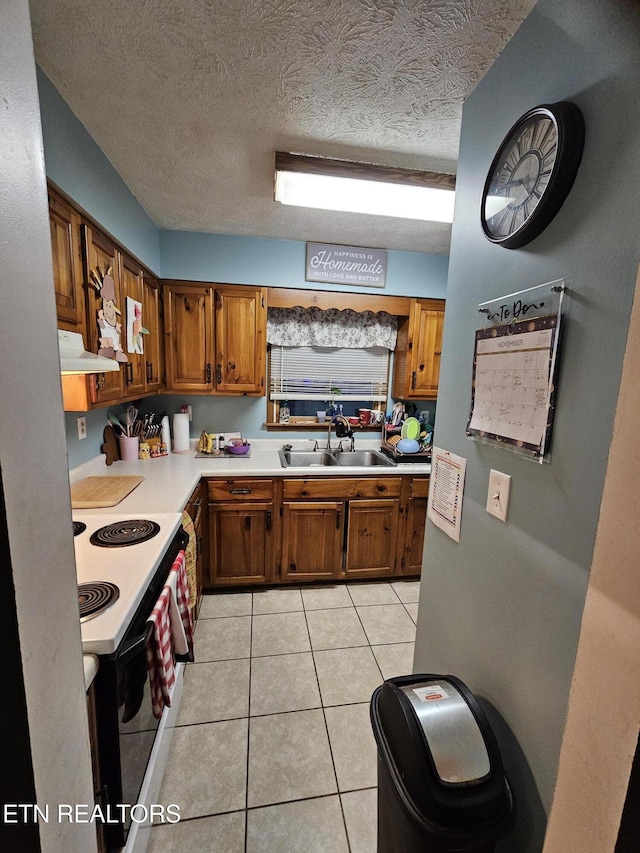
[279,401,290,424]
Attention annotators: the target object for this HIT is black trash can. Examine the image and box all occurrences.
[370,674,515,853]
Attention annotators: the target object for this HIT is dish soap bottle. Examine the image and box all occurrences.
[279,401,290,424]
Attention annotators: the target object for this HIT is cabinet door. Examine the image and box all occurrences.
[392,298,444,400]
[409,301,444,398]
[164,284,214,393]
[185,482,207,616]
[281,501,343,581]
[119,252,146,398]
[402,481,429,575]
[345,499,400,578]
[214,286,266,395]
[142,272,163,393]
[49,189,85,330]
[208,502,274,585]
[83,224,124,405]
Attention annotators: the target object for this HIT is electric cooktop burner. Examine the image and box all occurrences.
[73,521,86,536]
[78,581,120,622]
[89,519,161,548]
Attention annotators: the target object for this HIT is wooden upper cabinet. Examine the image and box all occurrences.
[49,188,85,331]
[392,298,445,400]
[163,282,266,396]
[82,224,125,405]
[119,252,146,398]
[142,272,164,394]
[214,286,266,395]
[164,283,214,393]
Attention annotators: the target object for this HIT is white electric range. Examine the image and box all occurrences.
[73,512,183,655]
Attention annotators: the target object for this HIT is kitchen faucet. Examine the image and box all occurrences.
[327,415,354,451]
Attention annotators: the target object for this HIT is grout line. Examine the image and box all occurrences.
[244,591,255,853]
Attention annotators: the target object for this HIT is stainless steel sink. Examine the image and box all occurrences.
[332,450,395,467]
[279,447,395,468]
[278,449,338,467]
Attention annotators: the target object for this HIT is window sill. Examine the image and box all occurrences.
[263,422,382,431]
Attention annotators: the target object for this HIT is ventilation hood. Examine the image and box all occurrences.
[58,329,120,375]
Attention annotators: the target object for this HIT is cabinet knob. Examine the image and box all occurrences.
[205,363,212,383]
[216,363,222,384]
[411,371,417,389]
[290,562,297,572]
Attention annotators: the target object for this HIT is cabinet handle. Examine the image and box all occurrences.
[205,363,212,383]
[95,373,104,391]
[193,498,203,508]
[230,488,251,495]
[411,371,417,389]
[245,516,251,530]
[435,351,442,356]
[146,361,153,382]
[290,562,297,572]
[266,511,272,531]
[126,362,133,384]
[336,510,341,529]
[216,363,222,384]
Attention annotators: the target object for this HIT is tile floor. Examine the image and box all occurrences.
[147,580,420,852]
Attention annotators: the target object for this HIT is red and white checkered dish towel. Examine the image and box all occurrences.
[168,550,194,661]
[146,584,176,720]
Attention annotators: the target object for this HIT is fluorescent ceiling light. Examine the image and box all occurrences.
[274,152,456,223]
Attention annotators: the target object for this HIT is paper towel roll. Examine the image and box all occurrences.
[172,413,190,453]
[161,415,171,453]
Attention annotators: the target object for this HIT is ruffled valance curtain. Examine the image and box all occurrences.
[267,306,397,350]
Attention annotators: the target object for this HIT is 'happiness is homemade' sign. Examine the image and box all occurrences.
[305,242,387,288]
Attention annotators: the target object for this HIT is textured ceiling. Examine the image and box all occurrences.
[30,0,536,254]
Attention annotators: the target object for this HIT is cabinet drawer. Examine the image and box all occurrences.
[207,478,274,502]
[282,477,401,500]
[410,478,430,499]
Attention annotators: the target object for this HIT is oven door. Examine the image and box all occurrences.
[95,528,188,850]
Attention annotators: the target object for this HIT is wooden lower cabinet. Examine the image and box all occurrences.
[185,481,207,618]
[204,474,427,588]
[345,498,400,577]
[208,502,275,585]
[281,501,344,581]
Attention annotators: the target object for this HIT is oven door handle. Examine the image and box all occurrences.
[118,622,153,666]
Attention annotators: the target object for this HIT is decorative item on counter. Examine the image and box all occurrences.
[279,401,290,423]
[138,441,151,460]
[172,412,190,453]
[88,265,128,363]
[100,425,120,466]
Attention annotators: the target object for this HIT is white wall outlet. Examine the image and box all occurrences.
[486,469,511,522]
[76,416,87,440]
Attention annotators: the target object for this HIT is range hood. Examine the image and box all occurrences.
[58,329,120,375]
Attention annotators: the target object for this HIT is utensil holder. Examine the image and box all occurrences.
[119,435,139,461]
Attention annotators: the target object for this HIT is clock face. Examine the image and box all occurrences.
[481,103,585,249]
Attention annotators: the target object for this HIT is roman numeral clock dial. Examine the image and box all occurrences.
[481,102,585,249]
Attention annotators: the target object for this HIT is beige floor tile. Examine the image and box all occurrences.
[246,796,349,853]
[199,592,252,618]
[194,616,251,661]
[251,611,311,657]
[248,709,336,807]
[156,719,247,819]
[147,811,245,852]
[314,646,383,706]
[177,659,250,725]
[305,607,368,650]
[325,703,378,791]
[371,643,415,681]
[391,580,421,603]
[341,788,378,853]
[250,652,320,716]
[404,601,419,623]
[347,582,399,606]
[356,604,416,645]
[252,587,303,614]
[301,584,353,610]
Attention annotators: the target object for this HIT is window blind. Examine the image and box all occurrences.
[269,345,389,401]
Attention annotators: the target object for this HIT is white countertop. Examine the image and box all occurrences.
[70,438,431,516]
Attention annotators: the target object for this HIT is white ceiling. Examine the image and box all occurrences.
[30,0,536,254]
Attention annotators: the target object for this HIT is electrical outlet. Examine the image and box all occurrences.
[77,416,87,440]
[486,469,511,522]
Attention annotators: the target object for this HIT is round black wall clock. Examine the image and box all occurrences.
[481,101,585,249]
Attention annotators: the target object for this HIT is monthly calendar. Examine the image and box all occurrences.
[467,315,559,457]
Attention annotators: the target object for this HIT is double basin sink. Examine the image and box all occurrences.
[279,446,395,468]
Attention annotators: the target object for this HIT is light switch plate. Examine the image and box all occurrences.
[486,469,511,522]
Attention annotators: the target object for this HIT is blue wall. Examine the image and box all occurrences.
[414,2,640,850]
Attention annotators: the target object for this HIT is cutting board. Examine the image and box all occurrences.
[71,476,144,508]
